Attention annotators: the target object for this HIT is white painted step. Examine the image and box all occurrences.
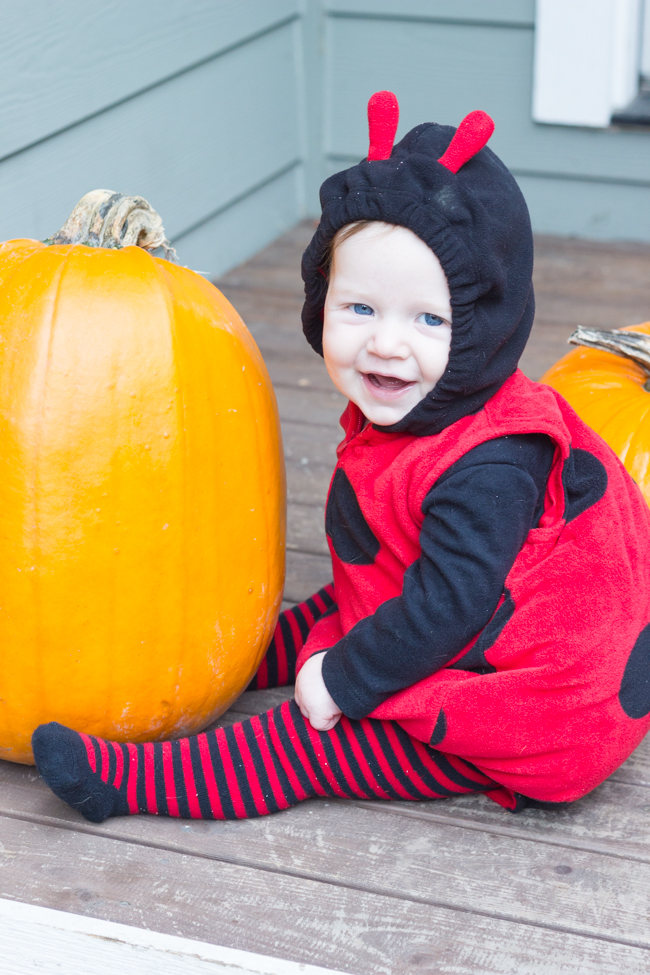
[0,897,351,975]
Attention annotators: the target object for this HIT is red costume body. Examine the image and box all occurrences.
[298,370,650,808]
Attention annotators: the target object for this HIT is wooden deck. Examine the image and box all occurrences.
[3,224,650,973]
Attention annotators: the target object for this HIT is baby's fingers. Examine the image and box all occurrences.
[308,711,342,732]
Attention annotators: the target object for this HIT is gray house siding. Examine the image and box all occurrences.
[1,1,650,279]
[0,1,307,276]
[323,0,650,242]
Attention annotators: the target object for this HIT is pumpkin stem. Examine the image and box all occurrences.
[44,189,178,262]
[569,326,650,390]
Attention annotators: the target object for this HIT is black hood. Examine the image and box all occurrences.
[301,120,534,436]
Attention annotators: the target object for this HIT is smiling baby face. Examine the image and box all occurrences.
[322,222,452,426]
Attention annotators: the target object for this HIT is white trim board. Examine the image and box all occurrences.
[0,897,351,975]
[533,0,642,127]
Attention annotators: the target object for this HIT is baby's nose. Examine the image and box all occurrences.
[367,319,410,358]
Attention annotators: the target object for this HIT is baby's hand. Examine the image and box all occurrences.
[294,652,342,731]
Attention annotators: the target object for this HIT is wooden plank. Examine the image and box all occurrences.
[275,387,347,428]
[6,755,650,954]
[285,457,335,506]
[287,501,328,555]
[521,235,650,378]
[237,224,650,384]
[610,736,650,788]
[191,687,296,731]
[348,777,650,862]
[223,284,304,322]
[216,219,321,355]
[0,815,647,973]
[3,686,650,954]
[216,220,315,294]
[0,23,301,248]
[518,320,576,381]
[285,468,332,506]
[532,236,650,328]
[227,300,310,359]
[0,897,347,975]
[243,315,313,358]
[230,686,295,713]
[265,356,335,392]
[0,1,298,159]
[285,550,332,602]
[282,419,341,461]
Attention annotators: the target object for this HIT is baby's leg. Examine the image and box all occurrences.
[248,584,335,690]
[32,702,495,823]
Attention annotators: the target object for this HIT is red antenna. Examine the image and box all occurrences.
[367,91,399,161]
[438,110,494,174]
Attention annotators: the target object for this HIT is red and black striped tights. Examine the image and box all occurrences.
[32,586,495,823]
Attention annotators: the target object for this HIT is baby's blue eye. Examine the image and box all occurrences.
[352,303,373,316]
[418,313,446,327]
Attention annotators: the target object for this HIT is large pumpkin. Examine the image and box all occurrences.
[0,190,285,763]
[541,322,650,505]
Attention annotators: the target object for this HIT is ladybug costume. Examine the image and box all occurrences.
[297,372,650,806]
[32,94,650,821]
[296,91,650,807]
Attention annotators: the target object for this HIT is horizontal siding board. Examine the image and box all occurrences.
[325,1,535,27]
[0,23,301,256]
[515,173,650,241]
[324,17,650,193]
[176,166,301,278]
[0,0,298,159]
[324,17,533,159]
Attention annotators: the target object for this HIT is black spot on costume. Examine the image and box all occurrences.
[326,468,380,565]
[620,623,650,719]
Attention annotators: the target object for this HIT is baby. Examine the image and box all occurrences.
[33,95,650,822]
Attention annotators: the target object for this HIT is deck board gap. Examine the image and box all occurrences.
[335,798,650,863]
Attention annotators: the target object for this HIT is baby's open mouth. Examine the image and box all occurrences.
[366,373,414,390]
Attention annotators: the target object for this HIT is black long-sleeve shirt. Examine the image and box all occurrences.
[321,434,556,719]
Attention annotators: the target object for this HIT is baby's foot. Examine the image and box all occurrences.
[32,722,128,823]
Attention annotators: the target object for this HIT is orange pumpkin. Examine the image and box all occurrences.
[541,322,650,505]
[0,190,285,764]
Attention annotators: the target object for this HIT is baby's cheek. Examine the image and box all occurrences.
[323,330,362,393]
[322,354,346,392]
[324,321,358,368]
[416,333,451,387]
